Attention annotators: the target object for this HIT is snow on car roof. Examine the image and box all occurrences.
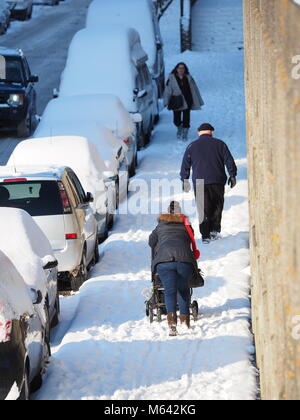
[34,121,122,173]
[7,135,107,198]
[87,0,157,70]
[0,250,34,322]
[36,94,134,140]
[0,208,54,300]
[59,26,148,110]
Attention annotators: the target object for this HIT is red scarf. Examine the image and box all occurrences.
[180,214,201,260]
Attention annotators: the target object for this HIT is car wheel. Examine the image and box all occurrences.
[70,253,87,292]
[19,367,30,400]
[17,113,31,138]
[94,241,100,265]
[128,155,136,178]
[50,293,60,328]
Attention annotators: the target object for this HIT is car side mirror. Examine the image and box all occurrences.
[30,289,43,305]
[29,75,39,83]
[85,192,94,203]
[53,88,59,98]
[156,41,163,51]
[42,255,58,270]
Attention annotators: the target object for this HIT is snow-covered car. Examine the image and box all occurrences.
[58,26,158,149]
[0,207,59,328]
[0,250,50,400]
[6,0,33,21]
[0,168,99,292]
[6,135,116,243]
[34,121,129,206]
[0,1,11,35]
[87,0,165,98]
[39,94,139,177]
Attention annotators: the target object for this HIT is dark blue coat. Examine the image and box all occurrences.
[180,134,237,186]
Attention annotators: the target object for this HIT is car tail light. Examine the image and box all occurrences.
[58,181,71,214]
[66,234,77,240]
[0,309,12,343]
[123,138,130,145]
[3,178,27,183]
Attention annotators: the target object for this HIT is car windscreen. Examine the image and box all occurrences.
[0,56,24,84]
[0,181,64,216]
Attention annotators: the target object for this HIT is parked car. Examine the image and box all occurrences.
[0,47,38,137]
[0,1,11,35]
[34,121,129,206]
[87,0,165,98]
[7,135,116,245]
[38,94,139,177]
[0,167,99,292]
[6,0,33,21]
[0,207,59,328]
[0,250,49,400]
[58,27,158,149]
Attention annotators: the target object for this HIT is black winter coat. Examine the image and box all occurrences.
[180,134,237,186]
[149,214,198,274]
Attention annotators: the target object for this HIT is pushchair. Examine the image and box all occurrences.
[145,265,200,324]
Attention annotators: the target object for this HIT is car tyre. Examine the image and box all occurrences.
[17,113,32,138]
[19,367,30,400]
[70,253,87,291]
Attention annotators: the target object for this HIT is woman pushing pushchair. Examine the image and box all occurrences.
[148,201,203,337]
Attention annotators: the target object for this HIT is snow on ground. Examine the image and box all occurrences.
[34,0,258,400]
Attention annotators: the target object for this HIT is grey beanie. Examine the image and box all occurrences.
[168,201,182,214]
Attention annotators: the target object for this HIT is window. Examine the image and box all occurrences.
[68,171,87,204]
[0,181,63,216]
[0,56,24,84]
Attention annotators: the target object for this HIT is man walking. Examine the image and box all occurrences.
[180,123,237,243]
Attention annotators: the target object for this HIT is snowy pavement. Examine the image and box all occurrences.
[34,0,258,400]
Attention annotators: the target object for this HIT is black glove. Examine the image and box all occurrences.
[228,176,236,188]
[182,180,191,193]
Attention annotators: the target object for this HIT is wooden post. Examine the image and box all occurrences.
[180,0,192,52]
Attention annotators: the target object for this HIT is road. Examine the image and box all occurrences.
[0,0,92,165]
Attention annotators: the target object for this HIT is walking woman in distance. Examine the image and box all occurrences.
[164,62,204,141]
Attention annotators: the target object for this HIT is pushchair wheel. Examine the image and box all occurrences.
[191,300,199,321]
[157,307,162,323]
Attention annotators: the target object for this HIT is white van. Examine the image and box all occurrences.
[86,0,165,97]
[7,136,116,242]
[38,94,139,177]
[58,26,158,149]
[0,167,99,292]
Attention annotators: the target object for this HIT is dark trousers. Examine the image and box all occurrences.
[173,109,191,128]
[196,184,225,240]
[156,262,192,315]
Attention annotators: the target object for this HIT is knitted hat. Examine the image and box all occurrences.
[168,201,182,214]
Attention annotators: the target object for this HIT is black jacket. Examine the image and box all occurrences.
[149,214,198,273]
[180,134,237,186]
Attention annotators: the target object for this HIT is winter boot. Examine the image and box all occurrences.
[179,314,191,329]
[210,231,221,241]
[167,312,178,336]
[176,125,183,139]
[181,128,189,142]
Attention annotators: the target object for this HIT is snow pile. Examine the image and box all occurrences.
[36,94,135,140]
[86,0,159,72]
[7,136,108,214]
[59,26,147,111]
